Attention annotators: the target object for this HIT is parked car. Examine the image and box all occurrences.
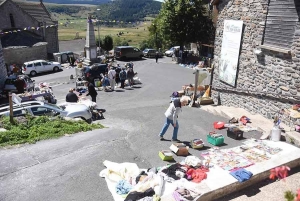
[2,75,35,96]
[143,49,163,58]
[165,46,180,57]
[22,60,62,76]
[114,46,143,60]
[0,101,93,123]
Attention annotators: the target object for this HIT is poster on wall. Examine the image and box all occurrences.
[219,20,243,86]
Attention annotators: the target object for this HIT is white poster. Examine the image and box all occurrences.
[219,20,243,86]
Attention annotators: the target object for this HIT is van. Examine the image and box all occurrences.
[114,46,143,60]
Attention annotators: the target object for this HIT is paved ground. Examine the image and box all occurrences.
[0,41,299,201]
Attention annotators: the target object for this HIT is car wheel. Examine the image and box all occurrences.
[53,66,59,72]
[30,71,37,76]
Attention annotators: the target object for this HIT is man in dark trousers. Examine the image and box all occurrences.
[66,88,78,103]
[85,81,98,102]
[155,52,159,63]
[14,77,25,94]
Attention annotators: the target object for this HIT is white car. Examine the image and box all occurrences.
[0,101,92,123]
[22,60,62,76]
[165,46,180,57]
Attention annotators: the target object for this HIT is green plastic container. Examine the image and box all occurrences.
[207,134,224,146]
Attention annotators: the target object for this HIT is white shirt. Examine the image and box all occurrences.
[108,69,116,79]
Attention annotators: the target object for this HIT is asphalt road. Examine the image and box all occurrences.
[0,57,295,201]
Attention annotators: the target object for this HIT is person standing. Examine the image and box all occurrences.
[85,81,98,102]
[119,68,127,89]
[155,52,159,63]
[14,77,25,94]
[66,88,78,103]
[158,96,189,142]
[108,66,116,91]
[126,67,135,88]
[115,65,121,88]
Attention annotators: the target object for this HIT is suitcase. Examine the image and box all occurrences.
[227,127,243,140]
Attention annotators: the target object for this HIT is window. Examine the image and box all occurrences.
[27,64,33,68]
[42,62,48,66]
[13,109,27,117]
[262,0,299,50]
[30,107,54,116]
[9,14,15,28]
[34,62,41,67]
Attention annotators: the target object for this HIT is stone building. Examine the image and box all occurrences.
[210,0,300,125]
[0,40,7,89]
[0,0,59,57]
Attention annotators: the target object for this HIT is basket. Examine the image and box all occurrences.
[207,132,224,146]
[190,139,204,149]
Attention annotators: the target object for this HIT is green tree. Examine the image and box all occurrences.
[114,37,122,47]
[101,35,113,51]
[155,0,215,49]
[120,41,129,46]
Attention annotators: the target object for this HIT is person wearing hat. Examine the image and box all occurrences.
[66,88,78,103]
[158,96,189,142]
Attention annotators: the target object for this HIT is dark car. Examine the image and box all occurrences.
[143,49,163,58]
[114,46,143,60]
[84,63,108,82]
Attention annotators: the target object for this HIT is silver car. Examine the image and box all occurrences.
[3,75,35,96]
[0,102,92,123]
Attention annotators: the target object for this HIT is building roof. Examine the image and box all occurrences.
[0,0,6,6]
[12,0,55,25]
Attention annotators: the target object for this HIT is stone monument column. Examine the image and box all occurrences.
[84,15,98,65]
[0,40,7,89]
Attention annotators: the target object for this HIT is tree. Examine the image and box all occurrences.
[156,0,215,49]
[114,37,122,47]
[120,41,129,46]
[101,35,113,51]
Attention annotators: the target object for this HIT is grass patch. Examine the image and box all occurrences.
[58,20,150,47]
[0,116,104,147]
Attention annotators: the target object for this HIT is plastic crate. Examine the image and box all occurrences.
[207,134,224,146]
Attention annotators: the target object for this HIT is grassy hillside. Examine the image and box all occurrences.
[58,19,151,47]
[44,0,160,46]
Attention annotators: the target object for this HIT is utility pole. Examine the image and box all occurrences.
[9,93,13,124]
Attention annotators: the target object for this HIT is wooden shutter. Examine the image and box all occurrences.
[263,0,299,50]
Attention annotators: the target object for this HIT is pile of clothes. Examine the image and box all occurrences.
[100,157,211,201]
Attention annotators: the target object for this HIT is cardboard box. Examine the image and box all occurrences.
[159,150,174,161]
[170,143,189,156]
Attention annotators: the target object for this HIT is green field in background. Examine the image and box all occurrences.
[58,19,151,47]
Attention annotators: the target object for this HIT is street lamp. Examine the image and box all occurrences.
[97,8,101,58]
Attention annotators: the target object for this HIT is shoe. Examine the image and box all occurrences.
[172,139,181,142]
[159,136,165,141]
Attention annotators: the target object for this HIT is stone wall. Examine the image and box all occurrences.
[45,26,59,54]
[0,40,7,89]
[3,42,47,66]
[211,0,300,126]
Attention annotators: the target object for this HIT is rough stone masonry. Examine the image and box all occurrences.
[211,0,300,126]
[0,40,7,88]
